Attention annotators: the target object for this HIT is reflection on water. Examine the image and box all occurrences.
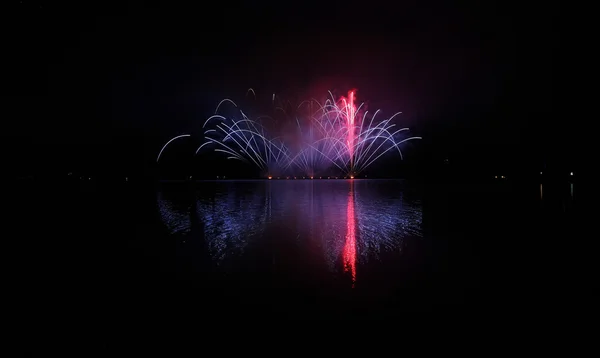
[195,183,270,263]
[344,181,357,287]
[157,190,191,235]
[157,180,422,286]
[538,182,576,213]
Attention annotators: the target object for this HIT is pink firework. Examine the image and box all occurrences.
[340,90,358,175]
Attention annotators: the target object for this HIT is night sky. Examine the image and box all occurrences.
[4,0,568,179]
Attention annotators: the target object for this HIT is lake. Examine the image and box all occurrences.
[9,177,577,319]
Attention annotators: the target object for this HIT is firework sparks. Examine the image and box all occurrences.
[156,134,191,162]
[162,89,421,176]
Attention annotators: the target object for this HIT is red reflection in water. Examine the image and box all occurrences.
[343,182,357,287]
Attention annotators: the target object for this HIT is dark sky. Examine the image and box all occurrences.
[3,0,567,177]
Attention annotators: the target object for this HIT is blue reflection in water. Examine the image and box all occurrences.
[157,190,191,235]
[195,183,269,262]
[158,180,422,283]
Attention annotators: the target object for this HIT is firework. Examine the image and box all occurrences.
[161,89,421,176]
[156,134,190,162]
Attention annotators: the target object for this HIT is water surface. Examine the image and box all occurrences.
[160,180,422,290]
[9,177,578,319]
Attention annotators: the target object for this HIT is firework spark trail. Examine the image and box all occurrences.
[157,134,190,162]
[361,136,423,172]
[345,90,356,174]
[353,120,403,168]
[163,89,420,176]
[214,98,237,113]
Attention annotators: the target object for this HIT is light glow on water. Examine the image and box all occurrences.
[159,180,422,287]
[344,182,357,287]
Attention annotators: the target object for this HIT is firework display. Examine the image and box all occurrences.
[160,89,421,177]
